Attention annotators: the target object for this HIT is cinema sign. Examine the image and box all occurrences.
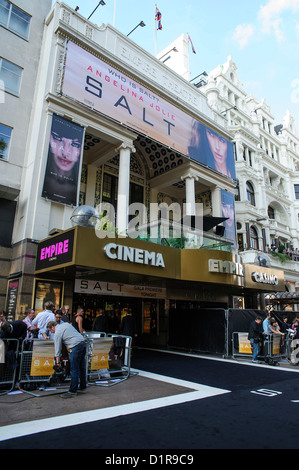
[104,243,165,268]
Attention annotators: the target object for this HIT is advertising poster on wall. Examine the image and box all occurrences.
[42,114,84,206]
[62,41,235,180]
[221,190,237,247]
[6,278,19,321]
[33,280,63,313]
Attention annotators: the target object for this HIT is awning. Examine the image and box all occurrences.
[181,215,228,232]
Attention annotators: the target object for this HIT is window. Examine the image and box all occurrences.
[295,185,299,200]
[0,0,31,39]
[0,57,22,96]
[0,198,16,246]
[250,226,259,250]
[102,173,118,207]
[0,123,12,160]
[268,206,275,219]
[246,181,255,206]
[130,182,144,205]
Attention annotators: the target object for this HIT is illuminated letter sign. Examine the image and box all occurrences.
[36,230,74,271]
[251,272,279,285]
[208,259,244,276]
[104,243,165,268]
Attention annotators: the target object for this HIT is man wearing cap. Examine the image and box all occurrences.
[47,320,87,398]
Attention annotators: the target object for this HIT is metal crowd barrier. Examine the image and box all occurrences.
[263,334,282,365]
[85,331,132,386]
[0,339,19,394]
[5,331,133,394]
[284,332,299,365]
[231,332,282,365]
[231,332,253,360]
[18,339,65,392]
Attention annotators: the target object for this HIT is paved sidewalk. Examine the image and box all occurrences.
[0,373,193,428]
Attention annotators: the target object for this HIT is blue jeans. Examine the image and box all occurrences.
[250,340,260,361]
[68,342,87,394]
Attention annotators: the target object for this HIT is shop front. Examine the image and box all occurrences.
[34,225,285,349]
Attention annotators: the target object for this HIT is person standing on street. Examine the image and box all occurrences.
[92,308,107,333]
[32,301,55,339]
[72,307,85,334]
[47,320,87,398]
[23,308,36,340]
[248,316,263,363]
[120,308,138,339]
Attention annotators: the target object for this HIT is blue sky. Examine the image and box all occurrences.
[53,0,299,129]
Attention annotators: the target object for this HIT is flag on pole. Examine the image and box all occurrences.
[187,33,196,54]
[155,6,162,30]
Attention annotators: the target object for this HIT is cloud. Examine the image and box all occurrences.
[232,23,255,49]
[232,0,299,47]
[258,0,299,41]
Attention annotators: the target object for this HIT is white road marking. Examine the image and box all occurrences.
[0,369,230,442]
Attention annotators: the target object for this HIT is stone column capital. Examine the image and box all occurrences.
[181,172,199,182]
[116,142,136,154]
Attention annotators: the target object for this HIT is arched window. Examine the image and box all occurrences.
[246,181,255,206]
[250,226,259,250]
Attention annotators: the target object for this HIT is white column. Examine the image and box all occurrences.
[211,186,222,217]
[181,173,198,216]
[116,142,135,236]
[85,165,97,206]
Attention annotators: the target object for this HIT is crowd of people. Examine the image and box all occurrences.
[268,244,299,261]
[0,302,138,398]
[248,308,299,363]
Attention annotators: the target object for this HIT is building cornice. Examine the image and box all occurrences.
[50,2,233,141]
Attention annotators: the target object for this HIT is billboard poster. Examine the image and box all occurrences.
[6,278,19,321]
[42,114,84,206]
[62,41,235,180]
[221,190,237,247]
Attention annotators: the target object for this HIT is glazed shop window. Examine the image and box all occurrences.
[0,123,12,160]
[0,57,22,96]
[0,0,31,39]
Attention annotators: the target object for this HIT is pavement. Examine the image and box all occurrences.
[1,348,299,449]
[0,372,194,428]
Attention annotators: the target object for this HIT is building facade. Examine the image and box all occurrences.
[0,0,52,316]
[202,56,299,303]
[0,2,286,350]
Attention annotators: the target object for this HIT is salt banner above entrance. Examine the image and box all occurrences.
[62,41,235,180]
[74,279,166,299]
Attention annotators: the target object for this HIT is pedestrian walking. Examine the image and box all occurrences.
[248,316,263,363]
